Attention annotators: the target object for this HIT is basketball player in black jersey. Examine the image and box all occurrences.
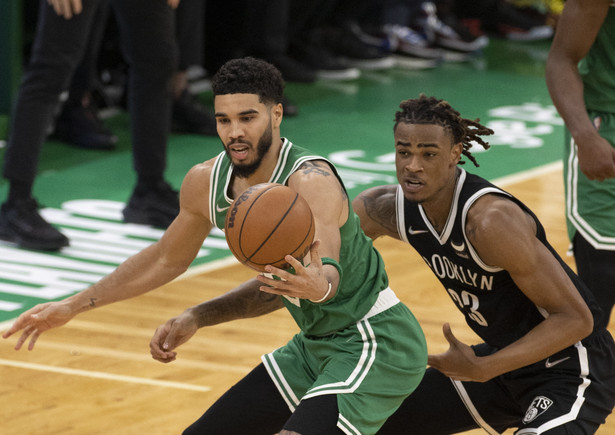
[354,95,615,434]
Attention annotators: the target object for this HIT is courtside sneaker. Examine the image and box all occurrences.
[416,2,489,53]
[321,24,395,71]
[290,43,361,81]
[491,2,554,41]
[0,198,69,251]
[172,89,217,136]
[383,24,443,59]
[123,181,180,229]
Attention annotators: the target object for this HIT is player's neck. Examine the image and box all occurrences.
[422,168,461,234]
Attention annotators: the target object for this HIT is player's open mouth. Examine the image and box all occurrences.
[229,144,250,160]
[403,178,423,193]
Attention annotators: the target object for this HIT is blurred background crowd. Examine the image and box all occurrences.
[24,0,560,148]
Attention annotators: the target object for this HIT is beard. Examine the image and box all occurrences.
[226,123,273,179]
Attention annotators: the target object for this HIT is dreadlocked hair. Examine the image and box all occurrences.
[394,94,493,167]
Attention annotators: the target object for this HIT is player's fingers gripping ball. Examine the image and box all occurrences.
[224,183,315,272]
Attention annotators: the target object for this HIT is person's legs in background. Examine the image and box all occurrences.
[52,0,119,151]
[110,0,180,228]
[0,0,102,251]
[172,0,217,136]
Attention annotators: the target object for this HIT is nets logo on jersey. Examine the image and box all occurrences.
[522,396,553,424]
[450,239,469,259]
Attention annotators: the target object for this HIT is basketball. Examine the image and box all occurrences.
[224,183,316,272]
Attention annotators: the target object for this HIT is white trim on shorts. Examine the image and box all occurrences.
[361,288,400,320]
[519,341,591,434]
[261,288,400,420]
[451,340,591,435]
[451,380,500,435]
[566,137,615,250]
[302,288,400,399]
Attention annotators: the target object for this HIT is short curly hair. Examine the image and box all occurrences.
[395,94,493,167]
[211,57,285,106]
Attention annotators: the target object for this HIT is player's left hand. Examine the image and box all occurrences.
[255,240,332,302]
[428,323,490,382]
[150,310,199,363]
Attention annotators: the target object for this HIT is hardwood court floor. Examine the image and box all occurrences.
[1,164,613,434]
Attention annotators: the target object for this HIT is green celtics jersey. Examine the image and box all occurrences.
[209,139,389,336]
[564,6,615,250]
[579,6,615,113]
[564,115,615,249]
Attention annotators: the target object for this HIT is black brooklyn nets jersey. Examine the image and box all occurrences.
[395,169,602,349]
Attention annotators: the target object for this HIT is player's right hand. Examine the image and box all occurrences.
[577,136,615,181]
[150,311,198,363]
[2,302,74,351]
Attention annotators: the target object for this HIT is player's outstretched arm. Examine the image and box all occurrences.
[150,278,284,362]
[3,162,215,351]
[278,160,350,302]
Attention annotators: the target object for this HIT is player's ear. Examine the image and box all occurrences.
[450,142,463,166]
[272,103,283,127]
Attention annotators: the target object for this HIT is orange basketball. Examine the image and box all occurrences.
[224,183,315,272]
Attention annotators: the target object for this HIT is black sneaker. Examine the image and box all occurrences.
[290,43,361,81]
[172,89,218,136]
[264,53,317,83]
[322,24,396,70]
[0,199,69,251]
[52,104,118,150]
[122,181,180,228]
[489,2,553,41]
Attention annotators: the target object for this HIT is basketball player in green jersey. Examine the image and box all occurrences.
[3,57,427,434]
[546,0,615,330]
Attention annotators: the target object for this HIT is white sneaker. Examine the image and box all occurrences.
[384,24,443,59]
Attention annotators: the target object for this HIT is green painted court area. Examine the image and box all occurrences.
[0,39,564,322]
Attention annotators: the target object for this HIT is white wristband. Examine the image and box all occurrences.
[310,281,332,304]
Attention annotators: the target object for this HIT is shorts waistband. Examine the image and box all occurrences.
[361,288,400,321]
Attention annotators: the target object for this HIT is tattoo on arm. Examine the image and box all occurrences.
[259,292,279,303]
[298,160,330,177]
[298,160,348,200]
[195,283,283,327]
[360,194,398,235]
[89,298,97,308]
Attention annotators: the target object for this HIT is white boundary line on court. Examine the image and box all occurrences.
[0,358,211,391]
[0,161,564,386]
